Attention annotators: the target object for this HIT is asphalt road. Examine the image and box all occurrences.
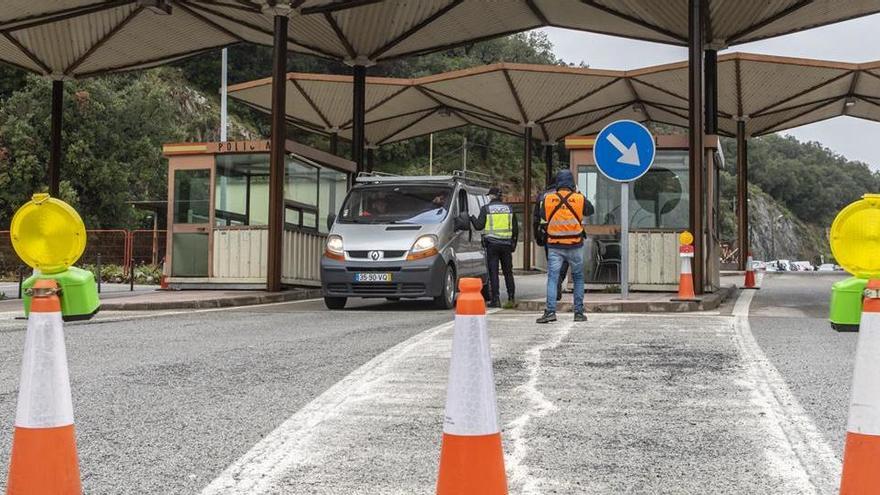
[0,297,454,494]
[749,271,858,457]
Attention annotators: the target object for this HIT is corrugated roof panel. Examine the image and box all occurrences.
[856,69,880,99]
[738,59,850,115]
[0,31,42,72]
[544,78,634,122]
[750,99,845,135]
[761,71,854,115]
[72,6,237,77]
[739,0,880,44]
[10,4,137,75]
[717,59,739,117]
[382,0,539,60]
[422,70,522,122]
[366,87,436,122]
[0,1,96,27]
[710,0,800,42]
[332,0,450,59]
[377,110,470,145]
[538,1,681,44]
[592,0,687,41]
[507,69,620,124]
[628,77,687,109]
[542,104,630,141]
[844,100,880,126]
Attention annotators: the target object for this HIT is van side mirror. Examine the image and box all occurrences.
[327,213,337,231]
[454,212,470,231]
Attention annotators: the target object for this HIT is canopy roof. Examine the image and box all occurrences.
[228,53,880,144]
[3,1,879,78]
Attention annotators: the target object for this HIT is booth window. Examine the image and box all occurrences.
[577,151,689,230]
[174,169,211,224]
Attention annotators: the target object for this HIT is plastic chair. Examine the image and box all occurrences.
[594,239,621,283]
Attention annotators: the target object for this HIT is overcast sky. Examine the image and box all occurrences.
[537,14,880,171]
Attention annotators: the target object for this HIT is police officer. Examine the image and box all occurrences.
[537,169,594,323]
[472,186,517,308]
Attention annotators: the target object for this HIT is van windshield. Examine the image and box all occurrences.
[339,185,453,224]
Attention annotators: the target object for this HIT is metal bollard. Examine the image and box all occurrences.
[96,253,102,294]
[17,266,23,299]
[130,264,135,292]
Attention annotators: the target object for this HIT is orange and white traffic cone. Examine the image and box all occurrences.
[839,279,880,494]
[436,278,507,495]
[7,279,81,495]
[672,244,698,301]
[742,252,759,290]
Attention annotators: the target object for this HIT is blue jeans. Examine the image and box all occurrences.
[546,247,585,313]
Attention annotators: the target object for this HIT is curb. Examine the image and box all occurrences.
[100,289,323,311]
[513,285,735,313]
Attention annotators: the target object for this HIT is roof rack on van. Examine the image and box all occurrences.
[355,170,491,187]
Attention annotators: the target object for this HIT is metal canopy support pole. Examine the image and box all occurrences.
[544,144,554,187]
[220,48,228,142]
[352,65,367,172]
[49,79,63,196]
[704,49,718,135]
[366,147,375,173]
[620,182,630,298]
[736,120,749,271]
[688,0,705,295]
[523,127,533,271]
[267,13,288,293]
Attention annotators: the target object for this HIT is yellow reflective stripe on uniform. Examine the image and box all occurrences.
[485,205,513,240]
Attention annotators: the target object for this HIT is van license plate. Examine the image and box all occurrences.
[354,273,392,282]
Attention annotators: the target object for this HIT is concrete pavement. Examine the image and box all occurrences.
[0,273,858,493]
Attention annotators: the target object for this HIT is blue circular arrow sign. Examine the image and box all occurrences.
[593,120,656,182]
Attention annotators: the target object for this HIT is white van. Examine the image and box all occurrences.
[320,172,490,309]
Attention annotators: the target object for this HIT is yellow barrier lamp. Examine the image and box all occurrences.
[11,193,100,321]
[828,193,880,332]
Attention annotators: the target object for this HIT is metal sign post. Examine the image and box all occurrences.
[620,182,629,298]
[593,120,656,300]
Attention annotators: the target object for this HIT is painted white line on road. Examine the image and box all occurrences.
[732,280,841,493]
[199,309,503,494]
[506,320,573,495]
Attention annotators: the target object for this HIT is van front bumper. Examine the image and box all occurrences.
[321,255,448,298]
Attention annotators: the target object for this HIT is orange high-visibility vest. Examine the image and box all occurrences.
[543,190,585,246]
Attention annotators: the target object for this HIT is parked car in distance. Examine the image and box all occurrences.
[818,263,837,272]
[792,261,815,271]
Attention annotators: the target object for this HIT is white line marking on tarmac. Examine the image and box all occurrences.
[506,320,573,495]
[199,310,499,494]
[732,276,841,493]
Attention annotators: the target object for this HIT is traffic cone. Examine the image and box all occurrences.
[742,252,759,290]
[839,279,880,494]
[7,279,81,495]
[436,278,507,495]
[672,245,698,302]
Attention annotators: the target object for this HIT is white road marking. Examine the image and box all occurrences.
[505,320,573,495]
[199,310,503,494]
[732,276,841,493]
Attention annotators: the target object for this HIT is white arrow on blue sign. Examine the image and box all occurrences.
[593,120,656,182]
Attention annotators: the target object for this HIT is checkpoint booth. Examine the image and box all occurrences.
[162,140,353,289]
[566,134,723,292]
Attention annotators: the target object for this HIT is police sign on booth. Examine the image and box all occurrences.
[592,120,656,299]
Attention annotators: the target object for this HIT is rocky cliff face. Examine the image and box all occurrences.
[747,189,828,263]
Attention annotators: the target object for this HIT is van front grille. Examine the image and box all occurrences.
[347,250,407,259]
[327,282,426,295]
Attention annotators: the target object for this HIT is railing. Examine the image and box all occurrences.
[0,229,167,279]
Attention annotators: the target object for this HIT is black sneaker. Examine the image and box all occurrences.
[536,311,557,324]
[487,299,501,308]
[574,312,587,322]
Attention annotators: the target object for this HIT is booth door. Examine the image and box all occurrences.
[170,167,213,277]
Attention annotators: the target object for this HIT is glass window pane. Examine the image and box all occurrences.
[248,175,269,226]
[319,169,347,233]
[303,211,317,229]
[285,208,301,227]
[174,169,211,224]
[286,157,318,206]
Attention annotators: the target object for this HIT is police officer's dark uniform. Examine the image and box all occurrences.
[472,187,518,307]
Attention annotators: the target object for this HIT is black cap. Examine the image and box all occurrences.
[488,186,502,197]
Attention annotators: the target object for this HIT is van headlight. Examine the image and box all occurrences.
[408,235,439,260]
[325,235,344,260]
